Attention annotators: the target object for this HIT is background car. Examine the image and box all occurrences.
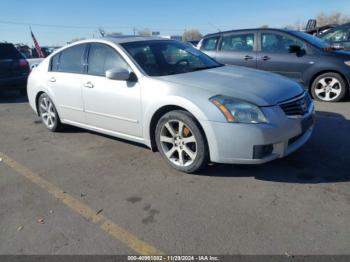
[186,40,199,48]
[0,43,30,94]
[198,28,350,102]
[318,23,350,50]
[27,37,313,173]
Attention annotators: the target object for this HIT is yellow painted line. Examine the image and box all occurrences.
[0,152,163,255]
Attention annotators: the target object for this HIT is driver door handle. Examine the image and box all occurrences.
[49,77,56,82]
[262,56,271,61]
[243,55,254,60]
[84,82,94,88]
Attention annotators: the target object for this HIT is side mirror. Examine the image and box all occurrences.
[288,45,302,53]
[106,68,131,81]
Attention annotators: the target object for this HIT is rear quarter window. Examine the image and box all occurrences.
[50,53,60,71]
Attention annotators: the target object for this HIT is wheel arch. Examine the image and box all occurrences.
[148,105,209,152]
[35,91,46,116]
[308,70,349,91]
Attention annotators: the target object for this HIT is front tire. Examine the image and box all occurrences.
[155,110,209,173]
[38,93,63,132]
[311,72,347,102]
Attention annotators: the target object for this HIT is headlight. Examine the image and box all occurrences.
[345,61,350,66]
[210,95,268,124]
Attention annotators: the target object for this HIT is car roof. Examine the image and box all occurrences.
[102,35,169,44]
[203,28,297,38]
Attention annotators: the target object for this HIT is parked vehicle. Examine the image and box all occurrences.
[306,24,338,36]
[198,28,350,102]
[186,40,199,48]
[28,37,314,173]
[318,23,350,51]
[304,19,338,36]
[16,45,56,70]
[0,43,30,93]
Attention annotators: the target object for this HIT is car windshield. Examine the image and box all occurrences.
[121,40,223,76]
[290,31,331,49]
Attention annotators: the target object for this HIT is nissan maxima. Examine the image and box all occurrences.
[27,37,314,173]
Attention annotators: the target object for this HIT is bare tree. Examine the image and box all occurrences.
[108,32,123,37]
[260,25,269,28]
[285,20,305,30]
[182,29,202,42]
[138,28,151,36]
[316,12,350,26]
[98,27,106,37]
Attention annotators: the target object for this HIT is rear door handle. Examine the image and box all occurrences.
[243,55,254,60]
[49,77,56,82]
[84,82,94,88]
[262,56,271,61]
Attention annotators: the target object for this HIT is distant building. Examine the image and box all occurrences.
[160,35,182,41]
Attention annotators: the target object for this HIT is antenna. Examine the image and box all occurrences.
[208,22,221,32]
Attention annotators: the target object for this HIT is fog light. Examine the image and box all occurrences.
[253,145,273,159]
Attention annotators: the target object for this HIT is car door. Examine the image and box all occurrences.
[214,31,257,68]
[82,43,142,137]
[46,44,87,123]
[257,31,313,84]
[199,35,220,60]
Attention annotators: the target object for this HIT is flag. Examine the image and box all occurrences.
[30,28,44,58]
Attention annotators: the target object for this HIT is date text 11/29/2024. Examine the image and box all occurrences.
[127,255,219,261]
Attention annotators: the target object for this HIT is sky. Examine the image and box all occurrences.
[1,0,350,46]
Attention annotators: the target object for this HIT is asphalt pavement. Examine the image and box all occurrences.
[0,90,349,255]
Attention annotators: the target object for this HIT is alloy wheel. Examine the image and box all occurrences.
[159,120,197,167]
[39,95,57,129]
[314,77,342,101]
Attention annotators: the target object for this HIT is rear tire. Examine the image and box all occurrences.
[38,93,63,132]
[311,72,347,102]
[155,110,209,173]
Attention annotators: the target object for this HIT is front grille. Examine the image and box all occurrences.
[279,93,312,116]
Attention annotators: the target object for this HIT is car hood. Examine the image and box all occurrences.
[158,65,304,106]
[325,49,350,58]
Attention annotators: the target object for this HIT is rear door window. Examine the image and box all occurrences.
[56,44,86,73]
[200,36,219,51]
[221,33,255,52]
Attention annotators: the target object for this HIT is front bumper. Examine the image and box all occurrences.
[200,105,314,164]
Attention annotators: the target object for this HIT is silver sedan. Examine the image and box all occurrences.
[27,37,314,173]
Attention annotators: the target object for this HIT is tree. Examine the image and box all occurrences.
[108,32,123,37]
[138,28,151,36]
[182,29,202,42]
[316,12,350,26]
[284,20,305,30]
[260,25,269,28]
